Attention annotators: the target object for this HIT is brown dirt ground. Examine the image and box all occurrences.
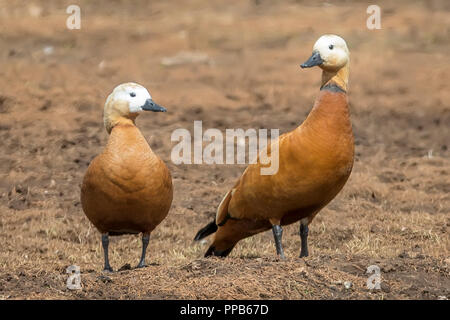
[0,0,449,300]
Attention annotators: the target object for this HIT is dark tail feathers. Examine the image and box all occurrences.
[194,220,218,241]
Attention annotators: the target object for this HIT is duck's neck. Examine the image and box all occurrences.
[299,63,352,138]
[321,63,349,92]
[104,115,137,134]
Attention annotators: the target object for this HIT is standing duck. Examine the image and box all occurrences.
[81,83,173,271]
[194,35,354,259]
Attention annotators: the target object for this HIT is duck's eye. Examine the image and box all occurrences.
[329,44,334,50]
[130,92,136,97]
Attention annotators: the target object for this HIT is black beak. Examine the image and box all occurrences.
[142,99,166,112]
[300,51,324,68]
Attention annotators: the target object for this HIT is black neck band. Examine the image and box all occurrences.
[320,83,346,93]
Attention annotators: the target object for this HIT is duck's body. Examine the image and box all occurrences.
[195,35,354,258]
[226,85,353,223]
[81,83,171,271]
[81,121,172,235]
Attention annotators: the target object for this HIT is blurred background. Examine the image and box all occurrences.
[0,0,448,299]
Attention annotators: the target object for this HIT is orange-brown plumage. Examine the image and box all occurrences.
[81,121,173,235]
[81,83,172,271]
[195,34,354,258]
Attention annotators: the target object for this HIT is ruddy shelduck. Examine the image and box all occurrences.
[81,83,173,271]
[195,35,354,259]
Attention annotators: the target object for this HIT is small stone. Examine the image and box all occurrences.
[118,263,131,271]
[381,282,390,293]
[28,4,43,17]
[97,275,112,283]
[344,281,352,289]
[370,224,381,233]
[43,46,54,55]
[98,60,106,70]
[161,51,211,67]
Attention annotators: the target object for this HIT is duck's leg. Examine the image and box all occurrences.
[136,232,150,268]
[101,233,113,272]
[271,224,286,259]
[299,223,309,258]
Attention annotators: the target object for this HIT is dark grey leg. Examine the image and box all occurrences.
[272,225,286,259]
[136,233,150,268]
[102,233,113,272]
[299,223,309,258]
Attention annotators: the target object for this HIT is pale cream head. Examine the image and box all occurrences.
[312,34,349,71]
[103,82,166,133]
[301,34,350,91]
